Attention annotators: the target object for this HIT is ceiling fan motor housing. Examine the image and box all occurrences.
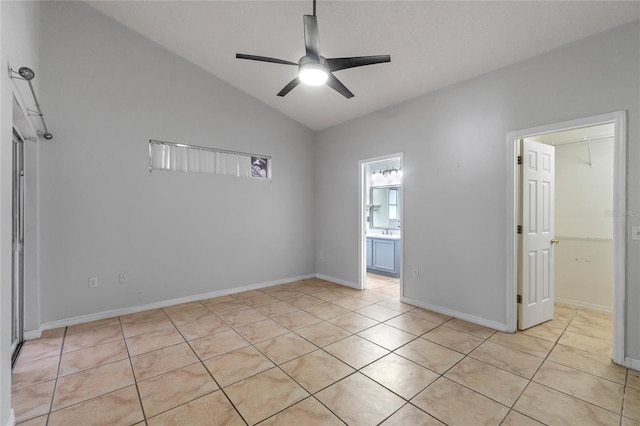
[299,55,327,67]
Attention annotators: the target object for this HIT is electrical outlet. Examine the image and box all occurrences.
[89,277,98,288]
[119,273,128,284]
[319,251,324,261]
[412,268,419,278]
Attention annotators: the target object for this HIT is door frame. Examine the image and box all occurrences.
[11,130,25,365]
[9,85,39,363]
[358,153,404,291]
[506,111,626,365]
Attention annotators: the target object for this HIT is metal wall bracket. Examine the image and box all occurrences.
[10,67,53,140]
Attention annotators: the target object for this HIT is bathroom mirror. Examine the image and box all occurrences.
[370,186,400,229]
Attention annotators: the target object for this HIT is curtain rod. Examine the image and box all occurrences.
[10,67,53,140]
[149,139,271,160]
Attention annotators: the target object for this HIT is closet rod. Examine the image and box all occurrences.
[551,134,612,146]
[10,67,53,140]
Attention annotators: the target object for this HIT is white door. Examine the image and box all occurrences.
[518,139,556,330]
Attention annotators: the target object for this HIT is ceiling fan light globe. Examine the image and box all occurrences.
[299,63,328,86]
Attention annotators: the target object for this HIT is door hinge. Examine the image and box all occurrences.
[517,295,522,304]
[517,225,522,234]
[517,155,522,165]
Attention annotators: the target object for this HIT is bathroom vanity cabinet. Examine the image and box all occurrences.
[366,236,400,278]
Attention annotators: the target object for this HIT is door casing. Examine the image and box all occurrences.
[358,153,404,292]
[506,111,626,365]
[11,130,25,366]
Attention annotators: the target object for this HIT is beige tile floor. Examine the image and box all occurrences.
[11,273,639,425]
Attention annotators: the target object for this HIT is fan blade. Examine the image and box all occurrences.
[326,55,391,72]
[326,73,354,99]
[277,77,301,97]
[303,15,321,61]
[236,54,297,66]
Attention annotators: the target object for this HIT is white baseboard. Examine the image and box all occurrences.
[315,273,359,289]
[24,329,42,340]
[555,297,612,314]
[400,295,512,333]
[318,276,510,333]
[625,357,640,371]
[4,410,15,426]
[24,274,315,340]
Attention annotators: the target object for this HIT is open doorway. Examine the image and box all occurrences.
[10,90,39,365]
[507,111,626,365]
[529,124,614,311]
[11,129,25,366]
[359,154,403,296]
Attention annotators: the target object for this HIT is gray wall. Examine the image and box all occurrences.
[37,2,316,323]
[315,22,640,360]
[0,1,41,423]
[554,136,614,310]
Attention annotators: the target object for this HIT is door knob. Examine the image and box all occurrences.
[551,239,560,245]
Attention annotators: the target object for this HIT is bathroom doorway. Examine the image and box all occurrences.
[359,154,403,296]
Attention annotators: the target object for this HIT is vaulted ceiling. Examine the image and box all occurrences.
[87,1,639,130]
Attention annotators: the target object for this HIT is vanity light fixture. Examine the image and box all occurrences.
[371,172,384,185]
[372,167,401,177]
[371,167,402,185]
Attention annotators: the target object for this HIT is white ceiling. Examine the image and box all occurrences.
[87,1,639,131]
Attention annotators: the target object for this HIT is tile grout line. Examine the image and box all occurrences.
[381,309,601,424]
[38,340,142,423]
[505,309,625,424]
[366,304,498,425]
[415,326,509,424]
[119,301,253,424]
[118,315,149,425]
[31,284,394,423]
[541,312,625,412]
[42,320,160,423]
[44,326,67,426]
[21,280,621,426]
[235,282,354,424]
[51,307,226,424]
[214,279,402,424]
[503,310,575,424]
[306,296,441,397]
[620,365,630,426]
[257,282,433,424]
[13,281,305,424]
[173,304,252,426]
